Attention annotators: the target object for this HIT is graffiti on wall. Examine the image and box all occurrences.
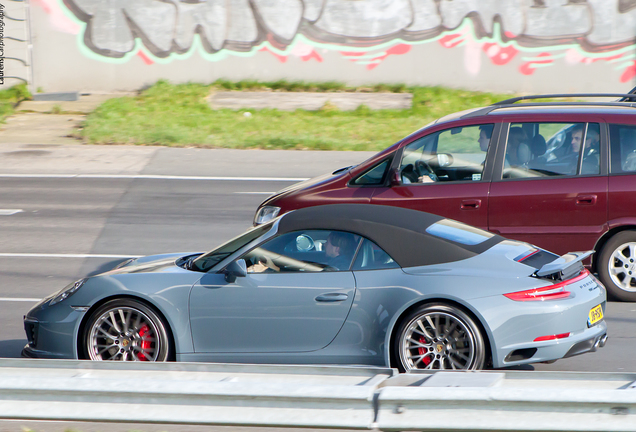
[40,0,636,81]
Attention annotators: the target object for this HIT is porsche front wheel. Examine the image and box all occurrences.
[83,299,170,361]
[395,304,486,371]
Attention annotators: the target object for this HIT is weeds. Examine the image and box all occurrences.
[82,80,513,150]
[0,83,31,122]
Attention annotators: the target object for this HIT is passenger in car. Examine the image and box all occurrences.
[557,124,584,174]
[621,129,636,172]
[562,124,600,175]
[506,127,531,167]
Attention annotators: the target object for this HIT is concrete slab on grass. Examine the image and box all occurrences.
[18,93,135,114]
[32,92,79,102]
[210,91,412,111]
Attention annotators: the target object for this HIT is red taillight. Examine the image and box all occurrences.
[534,332,572,342]
[504,270,589,301]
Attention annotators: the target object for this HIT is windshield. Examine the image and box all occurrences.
[191,222,273,272]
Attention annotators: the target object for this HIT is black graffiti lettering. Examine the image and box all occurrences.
[619,0,636,12]
[63,0,636,58]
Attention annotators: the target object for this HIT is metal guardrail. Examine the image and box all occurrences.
[0,359,635,431]
[377,372,636,431]
[0,359,393,429]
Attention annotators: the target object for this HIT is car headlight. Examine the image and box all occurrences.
[254,206,280,225]
[49,279,87,306]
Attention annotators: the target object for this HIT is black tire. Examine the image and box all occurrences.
[82,298,171,361]
[598,231,636,302]
[393,303,486,372]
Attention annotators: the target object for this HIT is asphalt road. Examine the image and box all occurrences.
[0,144,635,375]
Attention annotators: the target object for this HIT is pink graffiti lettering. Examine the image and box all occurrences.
[439,34,464,49]
[301,50,323,62]
[33,0,80,34]
[137,50,154,65]
[482,43,518,66]
[260,47,288,63]
[519,52,553,76]
[621,61,636,83]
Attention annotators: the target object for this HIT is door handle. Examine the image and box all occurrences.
[461,199,481,210]
[576,194,597,205]
[315,293,349,302]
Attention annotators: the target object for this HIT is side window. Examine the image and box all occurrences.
[502,122,600,178]
[352,238,399,271]
[352,158,391,186]
[398,124,493,184]
[609,124,636,174]
[243,230,361,273]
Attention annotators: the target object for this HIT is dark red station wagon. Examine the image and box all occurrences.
[254,94,636,301]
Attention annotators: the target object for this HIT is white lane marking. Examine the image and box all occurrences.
[234,192,275,195]
[0,253,141,258]
[0,209,23,215]
[0,297,41,302]
[0,174,309,182]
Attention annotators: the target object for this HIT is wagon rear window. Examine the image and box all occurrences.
[425,219,494,245]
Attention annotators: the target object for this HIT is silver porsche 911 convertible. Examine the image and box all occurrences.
[23,204,607,370]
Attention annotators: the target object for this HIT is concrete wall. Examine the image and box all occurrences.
[6,0,636,94]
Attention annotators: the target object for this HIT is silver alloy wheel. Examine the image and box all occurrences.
[608,241,636,293]
[399,311,476,370]
[87,306,163,361]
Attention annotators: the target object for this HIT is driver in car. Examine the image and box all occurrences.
[325,232,356,271]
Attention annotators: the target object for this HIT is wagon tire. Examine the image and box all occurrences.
[82,298,171,362]
[394,303,485,372]
[598,231,636,302]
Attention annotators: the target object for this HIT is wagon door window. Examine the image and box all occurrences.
[399,124,494,184]
[609,124,636,173]
[502,122,600,178]
[243,230,361,273]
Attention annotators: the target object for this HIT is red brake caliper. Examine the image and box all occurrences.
[417,337,432,366]
[137,324,150,361]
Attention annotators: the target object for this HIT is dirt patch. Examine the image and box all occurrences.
[4,150,52,157]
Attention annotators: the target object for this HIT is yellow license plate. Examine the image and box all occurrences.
[588,304,604,326]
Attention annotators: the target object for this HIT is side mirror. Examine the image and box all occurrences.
[437,153,454,167]
[389,168,401,187]
[225,259,247,283]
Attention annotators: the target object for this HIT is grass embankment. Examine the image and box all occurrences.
[0,84,31,122]
[82,80,512,151]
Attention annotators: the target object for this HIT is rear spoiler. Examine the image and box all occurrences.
[536,251,594,280]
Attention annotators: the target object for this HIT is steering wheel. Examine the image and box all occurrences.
[414,160,438,182]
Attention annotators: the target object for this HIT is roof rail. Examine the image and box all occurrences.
[494,93,636,105]
[460,94,636,119]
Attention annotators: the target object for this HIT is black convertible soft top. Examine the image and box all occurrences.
[277,204,504,268]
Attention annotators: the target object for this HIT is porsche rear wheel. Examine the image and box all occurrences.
[395,304,485,371]
[83,299,170,361]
